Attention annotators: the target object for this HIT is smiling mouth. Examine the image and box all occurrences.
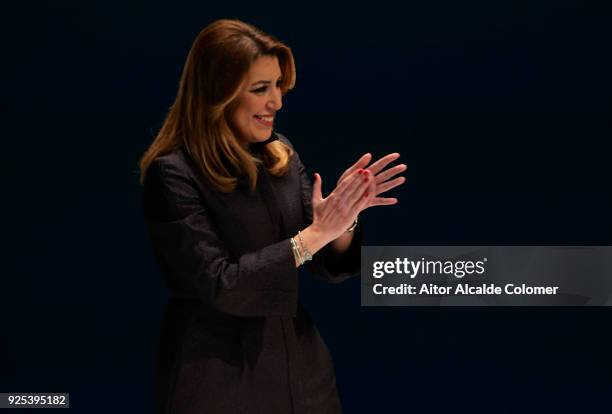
[254,115,274,127]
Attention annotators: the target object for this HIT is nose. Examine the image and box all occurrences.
[268,87,282,112]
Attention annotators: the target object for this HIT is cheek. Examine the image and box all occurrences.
[229,95,262,137]
[231,106,249,128]
[229,107,256,138]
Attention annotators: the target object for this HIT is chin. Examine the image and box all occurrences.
[253,132,272,142]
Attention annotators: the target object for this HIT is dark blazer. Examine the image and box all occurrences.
[142,133,363,414]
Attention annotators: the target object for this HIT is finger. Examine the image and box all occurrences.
[312,172,323,203]
[353,192,370,213]
[327,172,366,223]
[353,179,375,212]
[375,176,406,196]
[367,153,401,176]
[344,170,371,208]
[351,175,376,212]
[336,169,368,202]
[369,197,399,207]
[338,153,372,183]
[375,163,407,184]
[322,172,360,222]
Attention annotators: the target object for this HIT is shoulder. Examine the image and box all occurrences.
[143,148,202,221]
[274,131,304,165]
[143,148,198,201]
[274,131,297,151]
[151,147,194,175]
[144,147,200,190]
[274,131,306,171]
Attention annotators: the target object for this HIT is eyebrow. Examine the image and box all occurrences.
[250,77,283,87]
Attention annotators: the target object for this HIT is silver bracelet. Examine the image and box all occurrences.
[297,231,313,263]
[347,216,359,232]
[290,237,303,265]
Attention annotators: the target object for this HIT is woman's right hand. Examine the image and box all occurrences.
[296,153,405,261]
[310,169,372,242]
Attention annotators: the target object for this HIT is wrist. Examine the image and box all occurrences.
[330,231,354,254]
[346,216,359,232]
[300,224,332,254]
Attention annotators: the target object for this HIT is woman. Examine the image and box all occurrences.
[140,19,406,413]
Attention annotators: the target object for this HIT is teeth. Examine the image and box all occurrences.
[256,115,273,122]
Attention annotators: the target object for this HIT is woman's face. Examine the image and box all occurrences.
[228,55,283,146]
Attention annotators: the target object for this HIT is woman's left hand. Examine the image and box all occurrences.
[337,152,407,208]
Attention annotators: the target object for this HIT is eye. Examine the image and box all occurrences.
[251,86,267,94]
[250,80,283,95]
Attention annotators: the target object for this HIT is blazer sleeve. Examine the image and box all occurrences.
[143,157,298,317]
[286,139,364,283]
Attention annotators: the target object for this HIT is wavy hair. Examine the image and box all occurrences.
[139,19,296,192]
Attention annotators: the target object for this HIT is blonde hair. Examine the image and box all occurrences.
[139,19,296,192]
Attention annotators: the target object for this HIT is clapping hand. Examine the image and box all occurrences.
[310,153,406,241]
[336,152,406,208]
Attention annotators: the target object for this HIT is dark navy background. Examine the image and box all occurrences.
[4,1,612,412]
